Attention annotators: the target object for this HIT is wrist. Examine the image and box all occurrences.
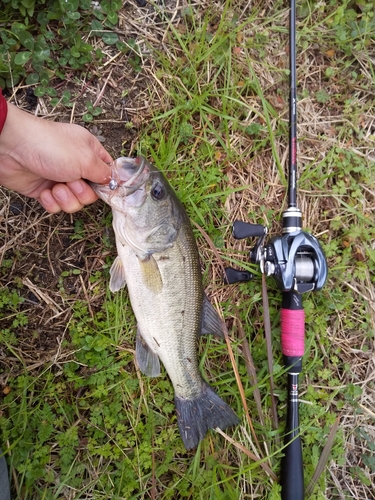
[0,102,38,160]
[0,101,42,196]
[0,89,8,134]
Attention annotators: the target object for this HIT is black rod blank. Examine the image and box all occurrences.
[288,0,297,209]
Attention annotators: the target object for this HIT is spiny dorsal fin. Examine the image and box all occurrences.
[135,328,161,377]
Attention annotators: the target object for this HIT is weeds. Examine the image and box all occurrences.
[0,0,124,90]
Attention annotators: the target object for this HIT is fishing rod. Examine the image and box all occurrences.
[224,1,328,498]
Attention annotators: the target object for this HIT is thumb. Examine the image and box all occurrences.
[82,143,113,184]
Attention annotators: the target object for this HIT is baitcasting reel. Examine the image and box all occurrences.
[225,208,328,294]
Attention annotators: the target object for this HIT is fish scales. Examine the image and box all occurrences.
[118,218,203,399]
[91,156,239,449]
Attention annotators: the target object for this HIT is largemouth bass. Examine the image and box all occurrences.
[91,156,239,449]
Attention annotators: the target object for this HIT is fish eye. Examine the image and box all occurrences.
[151,182,165,201]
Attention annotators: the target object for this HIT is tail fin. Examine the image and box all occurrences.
[175,383,239,449]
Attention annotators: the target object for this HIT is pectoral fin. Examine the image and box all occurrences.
[139,255,163,294]
[201,294,227,338]
[109,256,126,292]
[136,328,161,377]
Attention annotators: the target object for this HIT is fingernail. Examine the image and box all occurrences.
[39,190,61,213]
[70,180,86,195]
[54,186,69,202]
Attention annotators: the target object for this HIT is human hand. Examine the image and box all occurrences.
[0,103,113,213]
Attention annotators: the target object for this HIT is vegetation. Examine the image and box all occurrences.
[1,0,375,498]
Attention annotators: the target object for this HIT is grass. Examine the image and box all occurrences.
[1,0,375,498]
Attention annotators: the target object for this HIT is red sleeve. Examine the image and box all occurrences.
[0,88,8,134]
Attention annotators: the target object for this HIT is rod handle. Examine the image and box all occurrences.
[281,292,305,361]
[281,427,304,500]
[280,291,305,499]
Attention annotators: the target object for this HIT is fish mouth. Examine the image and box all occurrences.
[109,156,150,194]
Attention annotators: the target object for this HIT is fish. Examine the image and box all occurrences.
[91,156,239,449]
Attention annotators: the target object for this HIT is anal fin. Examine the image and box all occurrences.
[136,328,161,377]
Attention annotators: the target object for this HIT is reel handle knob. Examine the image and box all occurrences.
[224,267,253,284]
[232,221,266,240]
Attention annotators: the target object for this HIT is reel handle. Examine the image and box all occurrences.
[232,221,266,239]
[224,267,252,284]
[224,221,266,284]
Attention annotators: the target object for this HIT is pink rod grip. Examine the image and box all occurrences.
[280,308,305,357]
